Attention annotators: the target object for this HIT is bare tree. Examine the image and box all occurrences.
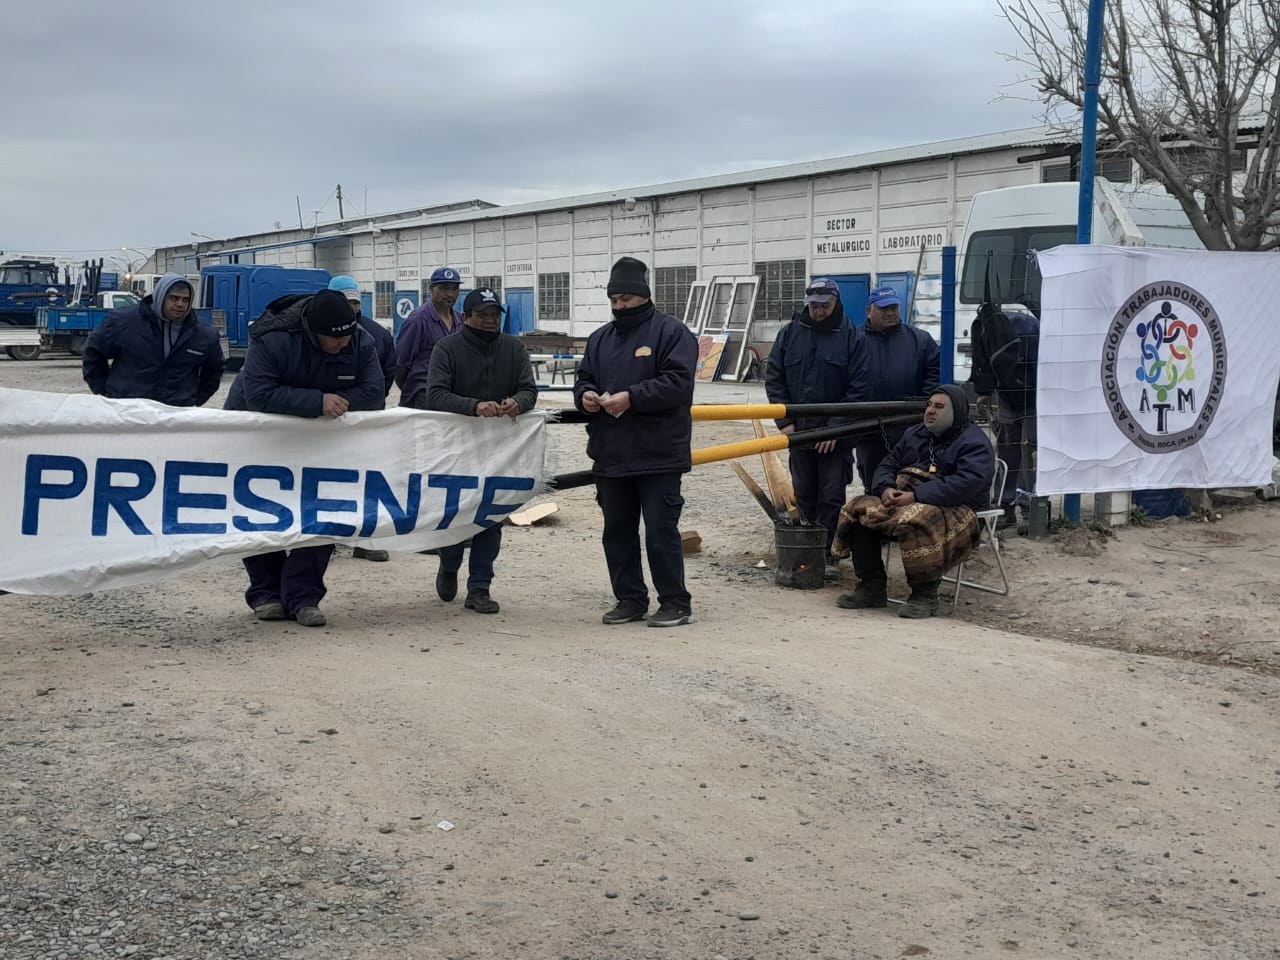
[1000,0,1280,251]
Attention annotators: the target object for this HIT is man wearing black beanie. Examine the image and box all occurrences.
[224,287,385,628]
[573,256,699,628]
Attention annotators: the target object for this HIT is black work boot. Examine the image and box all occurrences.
[464,589,500,614]
[898,581,941,619]
[835,579,888,609]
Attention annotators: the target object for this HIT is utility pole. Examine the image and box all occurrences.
[296,196,305,231]
[337,184,345,221]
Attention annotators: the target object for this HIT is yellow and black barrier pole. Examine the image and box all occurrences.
[547,413,919,489]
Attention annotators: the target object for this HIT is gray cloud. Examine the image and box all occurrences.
[1,0,1042,264]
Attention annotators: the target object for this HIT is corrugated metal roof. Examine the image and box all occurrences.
[344,125,1071,235]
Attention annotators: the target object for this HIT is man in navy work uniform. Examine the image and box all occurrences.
[395,266,463,409]
[329,274,396,561]
[426,288,538,615]
[766,277,869,578]
[82,272,224,406]
[854,286,940,493]
[225,289,384,627]
[574,256,699,628]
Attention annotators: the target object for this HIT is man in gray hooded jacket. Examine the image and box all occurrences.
[82,272,224,405]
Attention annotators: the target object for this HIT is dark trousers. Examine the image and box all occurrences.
[438,524,503,592]
[596,472,691,612]
[996,396,1038,506]
[243,544,334,614]
[788,446,853,552]
[847,522,890,584]
[854,436,889,494]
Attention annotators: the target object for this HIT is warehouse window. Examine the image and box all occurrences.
[753,259,806,327]
[1040,155,1133,183]
[374,281,394,321]
[1041,161,1072,183]
[538,272,570,322]
[473,275,503,299]
[654,265,696,318]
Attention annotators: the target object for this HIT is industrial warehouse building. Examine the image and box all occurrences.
[149,124,1133,354]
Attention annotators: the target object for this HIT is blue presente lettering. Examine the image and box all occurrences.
[473,476,536,528]
[360,471,422,537]
[429,474,479,530]
[92,459,155,536]
[232,465,294,532]
[22,454,88,535]
[300,467,359,537]
[163,461,228,535]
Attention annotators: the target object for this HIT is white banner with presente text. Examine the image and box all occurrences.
[1036,246,1280,496]
[0,389,548,595]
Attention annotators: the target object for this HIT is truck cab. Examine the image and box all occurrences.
[1,259,73,327]
[197,264,331,368]
[953,179,1205,382]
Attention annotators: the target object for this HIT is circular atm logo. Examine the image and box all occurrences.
[1100,281,1227,453]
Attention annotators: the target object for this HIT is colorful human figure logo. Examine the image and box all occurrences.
[1135,300,1198,403]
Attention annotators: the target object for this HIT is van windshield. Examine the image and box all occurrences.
[959,226,1077,308]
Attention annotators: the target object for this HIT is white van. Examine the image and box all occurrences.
[953,179,1205,379]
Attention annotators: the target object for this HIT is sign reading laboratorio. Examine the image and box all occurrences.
[879,231,946,252]
[0,389,548,596]
[1035,246,1280,495]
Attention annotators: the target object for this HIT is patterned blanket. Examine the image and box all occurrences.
[831,467,980,584]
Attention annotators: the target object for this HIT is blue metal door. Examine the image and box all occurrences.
[505,287,535,334]
[874,272,915,322]
[393,291,419,336]
[360,292,374,323]
[819,274,871,326]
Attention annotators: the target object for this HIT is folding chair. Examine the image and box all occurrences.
[941,457,1010,610]
[882,457,1010,612]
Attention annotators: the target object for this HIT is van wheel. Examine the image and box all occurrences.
[5,344,42,361]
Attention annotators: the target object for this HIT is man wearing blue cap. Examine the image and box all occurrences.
[329,275,396,562]
[766,277,869,577]
[855,286,940,492]
[395,266,463,408]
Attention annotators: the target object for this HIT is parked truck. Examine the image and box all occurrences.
[38,291,141,356]
[952,178,1205,379]
[197,264,331,369]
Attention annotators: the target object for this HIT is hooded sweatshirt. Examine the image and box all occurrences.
[870,383,995,510]
[81,273,223,406]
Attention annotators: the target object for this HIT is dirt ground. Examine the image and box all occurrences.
[2,355,1279,959]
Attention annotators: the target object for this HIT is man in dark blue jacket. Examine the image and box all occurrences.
[82,272,224,406]
[225,289,384,627]
[329,275,396,561]
[833,384,994,619]
[426,288,538,615]
[766,278,869,576]
[574,256,699,628]
[855,286,941,494]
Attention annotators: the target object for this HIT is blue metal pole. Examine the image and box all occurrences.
[1063,0,1107,525]
[940,245,956,385]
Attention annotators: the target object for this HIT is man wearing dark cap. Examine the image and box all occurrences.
[425,288,538,615]
[395,265,463,408]
[225,288,385,627]
[329,275,395,561]
[855,286,940,494]
[574,256,699,628]
[83,272,225,406]
[832,384,993,619]
[766,277,869,577]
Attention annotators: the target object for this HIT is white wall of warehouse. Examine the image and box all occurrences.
[156,144,1045,344]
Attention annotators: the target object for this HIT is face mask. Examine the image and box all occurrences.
[926,404,955,436]
[611,302,650,322]
[470,327,500,343]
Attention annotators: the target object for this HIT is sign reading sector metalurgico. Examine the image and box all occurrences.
[1100,281,1227,453]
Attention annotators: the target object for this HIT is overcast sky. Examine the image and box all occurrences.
[1,0,1044,270]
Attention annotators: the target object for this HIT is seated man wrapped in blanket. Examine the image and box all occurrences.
[832,384,995,619]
